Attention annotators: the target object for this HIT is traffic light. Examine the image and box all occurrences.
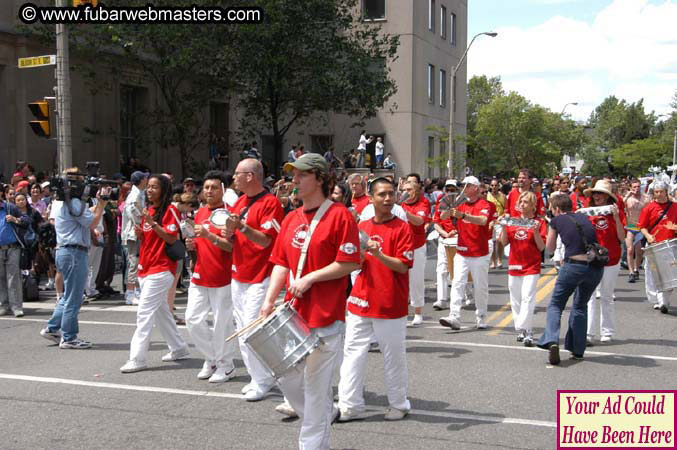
[28,100,50,138]
[73,0,98,6]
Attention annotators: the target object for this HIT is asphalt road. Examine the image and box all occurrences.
[1,253,675,450]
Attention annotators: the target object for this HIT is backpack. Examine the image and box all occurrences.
[38,222,57,248]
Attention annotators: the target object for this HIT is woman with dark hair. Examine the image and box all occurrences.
[28,183,47,217]
[120,175,189,373]
[14,193,41,273]
[331,183,351,208]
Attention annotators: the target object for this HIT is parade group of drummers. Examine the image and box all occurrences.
[39,149,675,450]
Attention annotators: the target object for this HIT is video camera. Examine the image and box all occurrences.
[50,162,120,216]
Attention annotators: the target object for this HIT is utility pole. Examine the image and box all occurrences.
[55,0,72,172]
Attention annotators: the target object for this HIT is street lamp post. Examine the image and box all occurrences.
[560,102,578,115]
[447,31,497,178]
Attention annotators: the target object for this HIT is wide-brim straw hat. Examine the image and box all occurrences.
[584,180,616,203]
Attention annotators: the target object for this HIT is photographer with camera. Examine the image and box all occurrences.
[40,168,109,349]
[0,184,30,317]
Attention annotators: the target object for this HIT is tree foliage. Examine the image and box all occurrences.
[220,0,399,170]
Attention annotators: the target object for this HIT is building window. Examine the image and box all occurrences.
[439,69,446,108]
[440,5,447,39]
[310,135,334,154]
[119,85,145,162]
[363,0,385,21]
[427,64,435,104]
[428,136,435,177]
[450,12,457,46]
[428,0,435,32]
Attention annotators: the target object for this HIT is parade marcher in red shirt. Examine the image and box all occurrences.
[432,180,458,311]
[121,175,189,373]
[582,180,625,343]
[499,191,546,347]
[348,173,370,216]
[260,153,360,450]
[439,176,497,330]
[570,176,589,211]
[639,181,677,313]
[337,178,414,422]
[506,169,545,218]
[401,174,431,326]
[224,158,285,401]
[184,171,237,383]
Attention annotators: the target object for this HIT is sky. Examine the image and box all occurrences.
[467,0,677,122]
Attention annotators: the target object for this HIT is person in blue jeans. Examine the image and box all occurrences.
[40,170,108,349]
[538,194,603,365]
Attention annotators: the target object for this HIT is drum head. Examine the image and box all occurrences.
[209,209,231,226]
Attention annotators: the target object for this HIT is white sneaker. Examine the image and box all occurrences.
[476,316,487,329]
[410,314,423,327]
[209,363,234,383]
[384,407,409,421]
[244,383,273,402]
[275,400,298,418]
[131,295,139,305]
[45,279,55,290]
[432,300,449,310]
[161,346,190,362]
[125,291,135,305]
[120,359,147,373]
[197,360,216,380]
[439,316,461,330]
[600,336,612,343]
[241,382,254,394]
[338,407,365,422]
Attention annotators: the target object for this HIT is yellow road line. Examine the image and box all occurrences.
[488,273,558,335]
[485,268,556,323]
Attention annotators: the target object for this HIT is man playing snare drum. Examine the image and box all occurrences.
[260,153,360,450]
[337,178,414,422]
[639,180,677,314]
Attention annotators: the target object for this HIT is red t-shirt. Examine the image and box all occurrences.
[139,204,180,277]
[506,219,546,276]
[230,192,284,284]
[191,205,232,287]
[588,214,623,266]
[456,198,496,257]
[433,197,455,234]
[401,195,431,248]
[348,217,414,319]
[507,188,545,217]
[570,192,589,211]
[269,202,361,328]
[638,201,677,243]
[352,195,370,216]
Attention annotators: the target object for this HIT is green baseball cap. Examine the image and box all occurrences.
[283,153,328,173]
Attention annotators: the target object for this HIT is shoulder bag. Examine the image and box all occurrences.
[565,214,608,268]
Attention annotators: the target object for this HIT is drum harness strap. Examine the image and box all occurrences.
[635,201,673,246]
[289,199,334,317]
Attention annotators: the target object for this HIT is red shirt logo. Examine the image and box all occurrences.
[292,224,309,249]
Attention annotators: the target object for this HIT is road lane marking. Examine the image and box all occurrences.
[0,373,556,428]
[488,274,558,335]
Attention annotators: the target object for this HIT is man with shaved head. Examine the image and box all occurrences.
[225,158,284,401]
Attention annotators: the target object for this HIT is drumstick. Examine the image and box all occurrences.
[225,315,267,342]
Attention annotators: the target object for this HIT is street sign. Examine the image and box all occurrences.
[18,55,56,69]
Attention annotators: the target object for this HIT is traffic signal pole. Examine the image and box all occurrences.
[55,0,72,172]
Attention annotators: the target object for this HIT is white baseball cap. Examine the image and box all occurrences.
[461,176,480,186]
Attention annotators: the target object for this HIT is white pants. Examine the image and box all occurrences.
[436,239,451,302]
[645,258,672,307]
[338,313,409,412]
[186,283,237,366]
[450,253,490,319]
[129,271,187,363]
[86,245,103,295]
[408,244,426,308]
[508,274,539,332]
[231,278,274,389]
[278,332,343,450]
[587,263,620,337]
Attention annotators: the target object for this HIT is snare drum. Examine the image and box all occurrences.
[244,303,320,378]
[209,208,231,226]
[644,239,677,292]
[442,237,457,277]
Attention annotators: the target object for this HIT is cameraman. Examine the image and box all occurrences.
[40,169,109,349]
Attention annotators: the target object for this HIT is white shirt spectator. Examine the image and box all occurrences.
[375,141,384,156]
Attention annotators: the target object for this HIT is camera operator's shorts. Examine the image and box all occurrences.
[124,240,140,285]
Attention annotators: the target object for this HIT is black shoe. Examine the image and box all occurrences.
[620,261,629,270]
[660,305,669,314]
[628,273,636,283]
[548,344,560,365]
[571,353,584,360]
[516,330,527,342]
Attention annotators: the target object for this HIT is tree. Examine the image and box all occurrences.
[609,137,671,176]
[466,75,503,165]
[221,0,399,171]
[470,92,584,177]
